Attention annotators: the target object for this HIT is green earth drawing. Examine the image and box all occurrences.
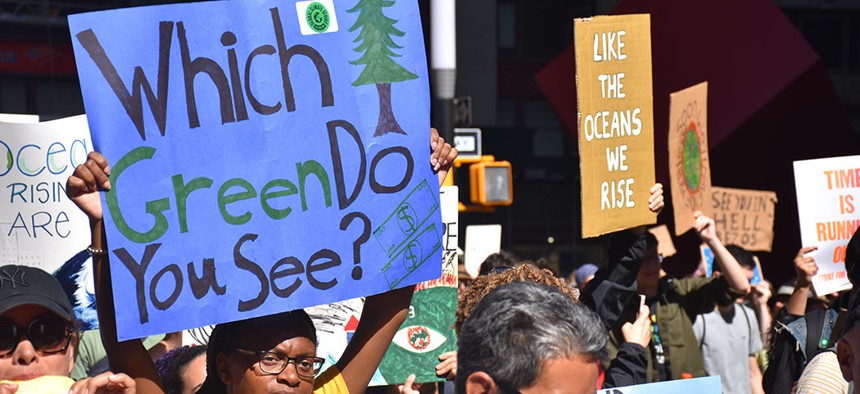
[5,149,11,172]
[682,124,701,192]
[378,286,457,383]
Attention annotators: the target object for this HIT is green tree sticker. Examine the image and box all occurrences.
[682,124,701,192]
[348,0,418,137]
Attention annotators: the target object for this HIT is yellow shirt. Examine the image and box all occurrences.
[314,366,349,394]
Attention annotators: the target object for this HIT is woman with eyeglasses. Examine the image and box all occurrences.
[66,130,458,394]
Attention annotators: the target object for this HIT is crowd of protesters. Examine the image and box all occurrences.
[2,127,860,394]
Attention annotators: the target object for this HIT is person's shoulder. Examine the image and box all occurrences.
[313,365,349,394]
[666,276,714,294]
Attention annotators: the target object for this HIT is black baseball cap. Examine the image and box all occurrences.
[0,265,74,321]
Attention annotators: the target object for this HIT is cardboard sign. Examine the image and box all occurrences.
[648,224,676,257]
[1,115,92,271]
[710,186,777,252]
[69,0,439,340]
[598,376,720,394]
[465,224,501,278]
[668,81,712,235]
[308,186,459,385]
[574,14,656,238]
[701,245,762,285]
[794,156,860,295]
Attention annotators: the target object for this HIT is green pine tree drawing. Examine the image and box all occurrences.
[348,0,418,137]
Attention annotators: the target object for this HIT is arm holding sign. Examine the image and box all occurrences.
[695,211,750,295]
[760,248,818,394]
[333,130,457,393]
[581,183,664,329]
[581,184,662,388]
[788,246,818,316]
[752,280,773,343]
[66,152,165,394]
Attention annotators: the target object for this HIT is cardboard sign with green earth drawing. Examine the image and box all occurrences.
[574,14,657,238]
[669,81,712,235]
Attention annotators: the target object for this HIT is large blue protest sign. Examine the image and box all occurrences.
[69,0,438,340]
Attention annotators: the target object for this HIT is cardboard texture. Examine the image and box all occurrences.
[69,0,440,340]
[794,156,860,295]
[668,81,711,235]
[710,186,777,252]
[574,14,656,238]
[648,224,676,257]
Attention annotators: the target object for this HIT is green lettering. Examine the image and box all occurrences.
[172,174,213,233]
[105,146,170,243]
[218,178,257,225]
[296,160,331,211]
[260,179,297,220]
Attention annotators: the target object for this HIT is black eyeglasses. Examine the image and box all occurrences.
[230,348,324,378]
[0,314,74,357]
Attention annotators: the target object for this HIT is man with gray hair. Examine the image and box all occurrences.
[457,281,608,394]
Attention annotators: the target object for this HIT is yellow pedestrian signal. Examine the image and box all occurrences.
[469,157,513,206]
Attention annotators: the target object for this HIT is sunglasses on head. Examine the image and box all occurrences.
[0,314,73,357]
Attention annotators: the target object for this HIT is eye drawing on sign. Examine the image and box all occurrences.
[348,0,418,137]
[673,101,709,213]
[391,325,446,353]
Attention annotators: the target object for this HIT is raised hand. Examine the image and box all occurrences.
[430,128,458,186]
[794,246,819,288]
[435,350,457,380]
[621,296,651,348]
[694,211,717,245]
[648,183,664,214]
[66,151,111,222]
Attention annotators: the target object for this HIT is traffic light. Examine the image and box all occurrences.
[445,128,514,211]
[469,156,513,206]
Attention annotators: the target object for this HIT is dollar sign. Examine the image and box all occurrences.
[403,243,419,270]
[396,204,416,234]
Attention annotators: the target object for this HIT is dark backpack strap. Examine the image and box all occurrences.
[805,311,824,365]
